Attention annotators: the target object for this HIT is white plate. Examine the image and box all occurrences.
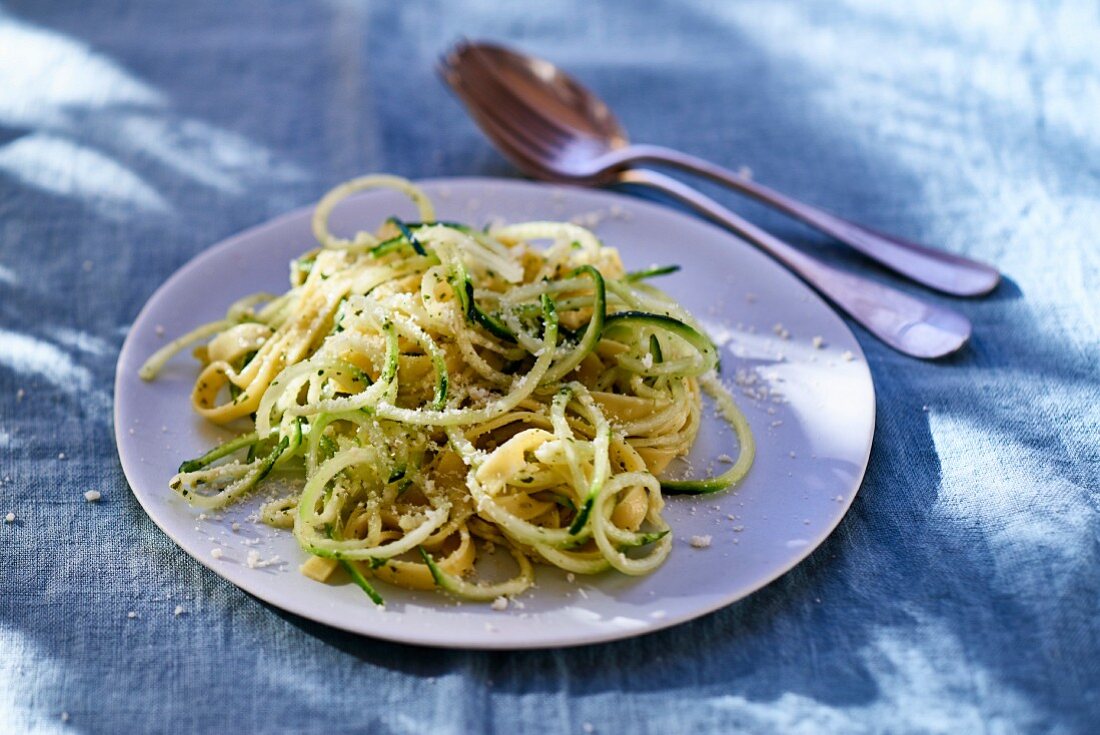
[115,177,874,649]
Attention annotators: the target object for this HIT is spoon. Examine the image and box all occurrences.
[441,45,973,358]
[443,40,999,298]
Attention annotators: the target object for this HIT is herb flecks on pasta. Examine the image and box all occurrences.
[141,175,755,604]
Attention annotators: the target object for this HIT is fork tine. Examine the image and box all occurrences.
[443,66,579,182]
[442,54,567,163]
[460,43,596,146]
[448,67,567,159]
[442,43,608,183]
[476,106,573,183]
[444,75,540,160]
[440,63,545,171]
[458,84,563,162]
[448,44,575,151]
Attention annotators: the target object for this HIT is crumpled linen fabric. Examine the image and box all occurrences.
[0,1,1096,733]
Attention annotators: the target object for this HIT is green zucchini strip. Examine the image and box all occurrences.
[624,264,680,282]
[178,431,259,473]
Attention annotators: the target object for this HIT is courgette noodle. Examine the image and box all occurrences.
[142,174,755,605]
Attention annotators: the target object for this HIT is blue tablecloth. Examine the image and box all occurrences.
[2,1,1097,732]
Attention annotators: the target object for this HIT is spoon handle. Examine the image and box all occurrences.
[617,168,971,359]
[614,144,1000,297]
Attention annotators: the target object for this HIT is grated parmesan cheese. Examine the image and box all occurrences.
[246,550,281,569]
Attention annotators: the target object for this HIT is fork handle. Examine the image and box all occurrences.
[617,168,971,359]
[610,144,1000,297]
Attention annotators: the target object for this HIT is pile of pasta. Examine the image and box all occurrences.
[141,175,753,603]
